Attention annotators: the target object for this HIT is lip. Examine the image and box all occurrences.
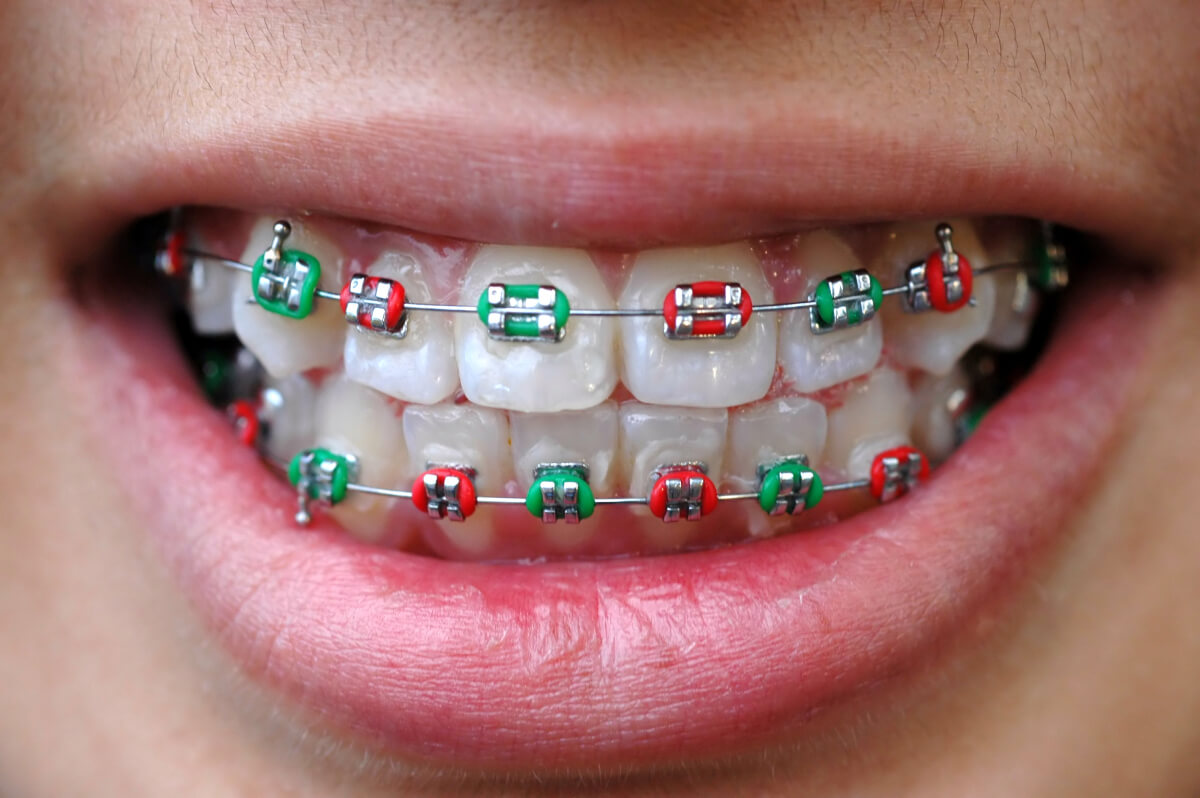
[64,249,1155,771]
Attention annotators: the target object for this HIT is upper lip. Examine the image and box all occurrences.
[70,96,1164,253]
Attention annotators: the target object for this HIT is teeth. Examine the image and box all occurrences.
[618,244,776,407]
[618,402,728,497]
[510,401,619,494]
[510,401,619,550]
[981,220,1040,350]
[911,367,971,463]
[343,251,459,404]
[259,374,317,463]
[187,231,239,334]
[453,246,617,412]
[725,397,828,493]
[778,231,883,393]
[312,376,407,543]
[875,221,996,376]
[401,403,513,494]
[232,217,347,379]
[402,403,513,555]
[824,369,914,479]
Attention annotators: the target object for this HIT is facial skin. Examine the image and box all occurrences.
[1,1,1199,795]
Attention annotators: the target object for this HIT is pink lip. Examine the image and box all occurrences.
[67,262,1153,770]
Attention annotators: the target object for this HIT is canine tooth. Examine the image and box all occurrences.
[402,403,512,555]
[618,402,728,497]
[618,244,776,407]
[875,221,996,376]
[454,245,617,412]
[725,397,828,493]
[911,367,971,462]
[259,374,317,463]
[824,369,914,478]
[510,401,619,495]
[231,217,347,379]
[312,377,407,543]
[778,231,883,393]
[187,231,239,334]
[343,251,459,405]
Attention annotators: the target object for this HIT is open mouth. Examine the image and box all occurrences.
[59,114,1161,776]
[155,209,1068,561]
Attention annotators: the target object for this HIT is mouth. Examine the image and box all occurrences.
[58,112,1161,776]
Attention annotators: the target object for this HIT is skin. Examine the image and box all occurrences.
[1,1,1199,795]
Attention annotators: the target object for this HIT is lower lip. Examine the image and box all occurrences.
[71,269,1151,771]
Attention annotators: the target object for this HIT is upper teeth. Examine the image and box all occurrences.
[187,213,1046,414]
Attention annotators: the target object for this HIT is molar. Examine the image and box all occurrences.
[725,397,828,493]
[343,250,459,405]
[232,217,347,378]
[454,245,617,412]
[874,221,996,376]
[186,229,239,334]
[824,369,914,479]
[778,231,883,393]
[618,244,776,407]
[312,376,408,544]
[980,219,1041,350]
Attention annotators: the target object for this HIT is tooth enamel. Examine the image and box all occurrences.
[510,401,619,495]
[187,232,239,334]
[824,369,914,478]
[312,376,407,543]
[343,250,459,404]
[618,402,728,497]
[618,244,776,407]
[259,374,317,463]
[778,231,883,393]
[232,217,346,379]
[725,397,828,493]
[453,245,617,412]
[875,221,996,376]
[911,367,971,463]
[402,403,513,494]
[402,403,513,555]
[980,220,1041,350]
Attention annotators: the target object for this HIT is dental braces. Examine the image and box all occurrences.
[266,442,932,527]
[157,215,1069,344]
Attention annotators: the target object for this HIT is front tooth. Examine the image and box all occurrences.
[312,377,407,543]
[980,219,1041,350]
[618,244,776,407]
[343,250,459,404]
[875,221,996,376]
[232,217,347,379]
[824,369,914,479]
[618,402,728,497]
[510,401,619,494]
[402,403,513,495]
[778,231,883,393]
[402,403,513,555]
[454,246,617,412]
[911,367,971,463]
[725,397,828,493]
[259,374,317,463]
[187,231,239,334]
